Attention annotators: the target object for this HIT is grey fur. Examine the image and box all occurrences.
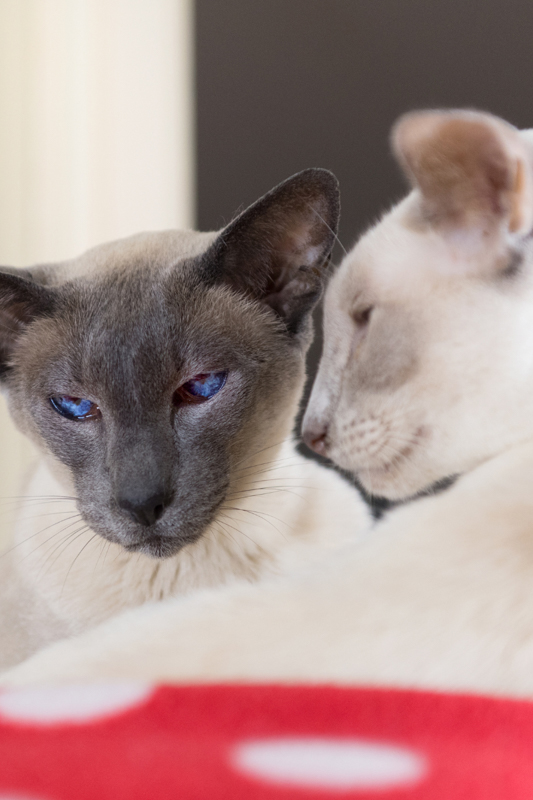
[0,169,348,667]
[0,169,339,560]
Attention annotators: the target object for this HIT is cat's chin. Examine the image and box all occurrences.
[357,466,459,505]
[123,535,189,560]
[344,457,417,502]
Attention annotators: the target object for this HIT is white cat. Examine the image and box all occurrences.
[7,109,533,696]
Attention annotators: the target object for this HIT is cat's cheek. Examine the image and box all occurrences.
[42,452,78,497]
[44,426,102,473]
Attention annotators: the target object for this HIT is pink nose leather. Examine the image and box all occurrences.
[302,423,328,456]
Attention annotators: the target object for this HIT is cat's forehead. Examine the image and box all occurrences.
[27,229,275,396]
[344,209,427,294]
[58,228,229,333]
[333,195,507,312]
[52,229,218,283]
[62,265,265,359]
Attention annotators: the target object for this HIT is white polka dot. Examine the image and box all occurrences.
[0,682,153,725]
[0,795,48,800]
[232,736,428,791]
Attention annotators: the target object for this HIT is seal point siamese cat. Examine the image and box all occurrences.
[0,168,371,668]
[14,109,533,698]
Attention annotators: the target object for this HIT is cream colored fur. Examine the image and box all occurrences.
[6,108,533,694]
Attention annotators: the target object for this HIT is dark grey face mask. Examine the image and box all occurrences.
[0,169,340,558]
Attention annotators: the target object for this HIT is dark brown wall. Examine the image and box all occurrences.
[196,0,533,474]
[196,0,533,245]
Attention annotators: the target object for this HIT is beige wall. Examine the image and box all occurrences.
[0,0,195,545]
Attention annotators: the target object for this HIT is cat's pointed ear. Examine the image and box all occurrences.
[392,109,533,239]
[0,270,55,379]
[205,168,340,334]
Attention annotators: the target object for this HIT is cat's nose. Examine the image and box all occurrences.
[302,420,329,456]
[118,490,174,527]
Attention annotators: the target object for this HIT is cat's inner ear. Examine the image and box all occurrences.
[207,168,340,334]
[392,110,533,240]
[0,271,55,378]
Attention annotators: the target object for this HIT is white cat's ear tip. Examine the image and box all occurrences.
[391,108,533,240]
[390,109,438,157]
[392,107,513,148]
[390,108,511,178]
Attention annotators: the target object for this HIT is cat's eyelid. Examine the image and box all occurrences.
[352,305,374,326]
[48,389,99,403]
[181,368,229,381]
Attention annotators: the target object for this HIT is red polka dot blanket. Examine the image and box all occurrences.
[0,683,531,799]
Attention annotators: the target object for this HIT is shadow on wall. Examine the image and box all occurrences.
[197,0,533,249]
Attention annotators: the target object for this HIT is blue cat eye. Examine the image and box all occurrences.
[50,395,100,421]
[175,371,228,404]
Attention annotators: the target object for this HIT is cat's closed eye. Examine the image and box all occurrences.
[353,306,373,327]
[350,307,374,357]
[173,371,228,405]
[49,396,101,421]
